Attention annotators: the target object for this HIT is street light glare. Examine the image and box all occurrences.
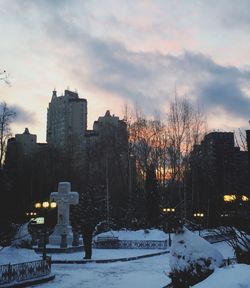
[42,201,49,208]
[35,203,42,208]
[50,201,57,208]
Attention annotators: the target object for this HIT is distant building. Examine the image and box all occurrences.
[3,89,132,223]
[15,128,37,156]
[189,131,250,226]
[75,110,130,220]
[46,90,87,148]
[4,128,51,222]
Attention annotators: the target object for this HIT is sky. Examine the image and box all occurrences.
[1,0,250,142]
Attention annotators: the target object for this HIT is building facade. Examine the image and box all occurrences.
[189,131,250,226]
[46,90,87,148]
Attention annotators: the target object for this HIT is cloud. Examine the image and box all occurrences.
[42,14,250,122]
[2,0,250,133]
[9,105,37,124]
[199,80,250,119]
[200,0,250,33]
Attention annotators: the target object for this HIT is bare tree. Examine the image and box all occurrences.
[234,128,247,151]
[0,70,10,85]
[0,102,16,168]
[166,96,206,216]
[125,105,166,183]
[124,98,206,220]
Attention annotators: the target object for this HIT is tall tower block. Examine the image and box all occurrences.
[46,90,87,148]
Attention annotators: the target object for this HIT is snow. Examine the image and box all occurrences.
[0,246,40,265]
[213,241,235,259]
[193,264,250,288]
[1,229,250,288]
[170,228,224,271]
[94,229,169,241]
[37,254,171,288]
[49,249,165,261]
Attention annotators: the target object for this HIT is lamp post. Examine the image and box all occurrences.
[193,212,204,235]
[162,207,175,247]
[35,201,57,260]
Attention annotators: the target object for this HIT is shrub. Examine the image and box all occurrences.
[169,257,214,288]
[169,227,224,287]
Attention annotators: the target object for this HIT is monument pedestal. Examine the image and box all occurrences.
[49,224,74,246]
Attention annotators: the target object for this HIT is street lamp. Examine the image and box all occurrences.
[34,201,57,260]
[162,207,175,247]
[193,212,204,235]
[26,212,37,217]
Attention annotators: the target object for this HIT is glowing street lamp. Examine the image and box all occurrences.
[34,201,57,260]
[193,212,204,235]
[162,207,175,247]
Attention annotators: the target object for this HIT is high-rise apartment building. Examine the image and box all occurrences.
[189,131,250,226]
[46,90,87,148]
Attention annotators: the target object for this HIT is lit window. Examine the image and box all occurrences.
[242,195,249,202]
[224,195,236,202]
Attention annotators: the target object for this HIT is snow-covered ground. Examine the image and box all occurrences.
[193,264,250,288]
[1,229,250,287]
[49,249,165,261]
[39,253,171,288]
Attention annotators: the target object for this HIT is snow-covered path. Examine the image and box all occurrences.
[2,229,248,288]
[37,254,171,288]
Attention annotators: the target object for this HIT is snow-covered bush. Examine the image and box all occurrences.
[12,223,32,248]
[169,227,224,287]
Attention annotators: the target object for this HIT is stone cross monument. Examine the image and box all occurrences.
[49,182,79,246]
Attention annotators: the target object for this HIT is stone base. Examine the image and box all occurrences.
[49,224,73,246]
[49,234,73,246]
[34,245,84,253]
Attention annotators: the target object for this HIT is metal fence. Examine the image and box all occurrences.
[0,258,51,286]
[94,239,168,249]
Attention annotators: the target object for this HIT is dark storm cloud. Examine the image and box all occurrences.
[9,105,36,124]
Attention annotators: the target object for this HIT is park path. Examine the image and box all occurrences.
[36,254,171,288]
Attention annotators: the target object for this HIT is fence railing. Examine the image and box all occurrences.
[0,258,51,286]
[94,239,169,249]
